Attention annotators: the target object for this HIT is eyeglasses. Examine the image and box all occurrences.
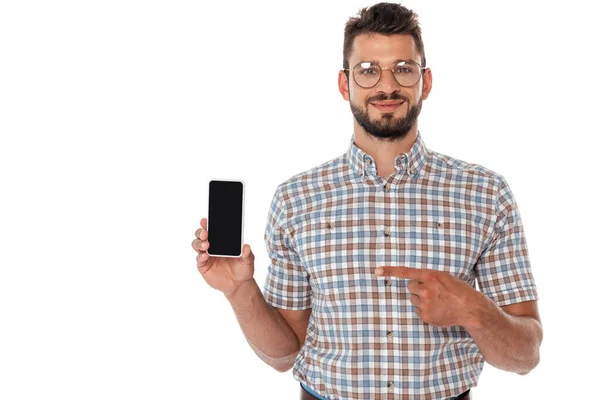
[343,60,426,88]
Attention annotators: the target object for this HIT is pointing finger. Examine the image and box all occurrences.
[375,266,428,282]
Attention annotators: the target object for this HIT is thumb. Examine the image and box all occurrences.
[240,244,255,265]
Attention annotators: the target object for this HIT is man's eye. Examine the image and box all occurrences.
[360,68,379,75]
[394,67,412,74]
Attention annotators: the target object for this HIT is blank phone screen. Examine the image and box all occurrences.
[208,180,243,257]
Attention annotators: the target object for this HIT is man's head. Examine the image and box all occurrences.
[338,3,432,142]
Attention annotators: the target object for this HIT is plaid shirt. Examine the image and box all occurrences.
[263,132,538,400]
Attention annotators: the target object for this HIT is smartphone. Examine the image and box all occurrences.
[207,179,244,257]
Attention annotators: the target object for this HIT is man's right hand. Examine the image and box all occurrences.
[192,217,255,297]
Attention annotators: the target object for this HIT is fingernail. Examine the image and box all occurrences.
[375,268,383,275]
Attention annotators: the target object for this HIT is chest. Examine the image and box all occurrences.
[290,185,492,295]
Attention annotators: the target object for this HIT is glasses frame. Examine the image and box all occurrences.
[343,60,427,88]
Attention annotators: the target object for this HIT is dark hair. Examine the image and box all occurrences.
[343,2,426,71]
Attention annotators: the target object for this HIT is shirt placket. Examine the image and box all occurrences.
[383,163,400,395]
[385,153,408,395]
[365,153,410,395]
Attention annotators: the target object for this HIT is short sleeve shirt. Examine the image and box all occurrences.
[262,132,538,400]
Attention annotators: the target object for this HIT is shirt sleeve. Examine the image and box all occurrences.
[475,176,539,307]
[262,187,312,310]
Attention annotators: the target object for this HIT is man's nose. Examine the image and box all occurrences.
[375,69,401,92]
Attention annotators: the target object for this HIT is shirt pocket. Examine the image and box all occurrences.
[297,215,371,282]
[407,217,479,280]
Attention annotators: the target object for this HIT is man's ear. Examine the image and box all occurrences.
[421,68,432,101]
[338,70,350,101]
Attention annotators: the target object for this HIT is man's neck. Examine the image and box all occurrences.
[353,122,419,178]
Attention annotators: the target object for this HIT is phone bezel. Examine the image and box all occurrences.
[206,179,245,258]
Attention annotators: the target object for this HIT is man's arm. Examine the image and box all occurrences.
[463,176,542,373]
[226,278,311,372]
[249,305,311,372]
[462,295,543,375]
[375,266,543,375]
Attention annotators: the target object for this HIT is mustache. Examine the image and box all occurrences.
[366,92,409,103]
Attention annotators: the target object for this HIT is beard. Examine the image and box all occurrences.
[350,91,422,142]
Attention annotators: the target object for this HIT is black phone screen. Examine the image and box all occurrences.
[207,180,244,257]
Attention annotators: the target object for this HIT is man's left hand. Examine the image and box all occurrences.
[375,266,480,327]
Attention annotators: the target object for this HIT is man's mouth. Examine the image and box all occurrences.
[370,100,406,112]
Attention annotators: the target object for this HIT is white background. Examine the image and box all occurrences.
[1,0,598,399]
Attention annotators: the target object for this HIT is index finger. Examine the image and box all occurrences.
[375,266,428,282]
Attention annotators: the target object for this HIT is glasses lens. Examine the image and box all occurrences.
[353,62,381,88]
[393,61,421,87]
[352,61,422,88]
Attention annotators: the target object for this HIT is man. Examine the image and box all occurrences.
[192,3,542,399]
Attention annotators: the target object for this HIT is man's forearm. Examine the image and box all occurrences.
[225,278,300,371]
[462,291,543,374]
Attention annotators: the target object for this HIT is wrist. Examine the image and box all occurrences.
[460,289,490,331]
[224,278,256,303]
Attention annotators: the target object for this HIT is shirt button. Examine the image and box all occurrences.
[386,330,393,338]
[383,229,390,237]
[387,381,395,389]
[408,167,415,175]
[383,183,390,191]
[437,222,444,230]
[385,279,391,286]
[367,159,372,165]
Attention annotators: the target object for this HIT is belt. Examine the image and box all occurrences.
[300,382,471,400]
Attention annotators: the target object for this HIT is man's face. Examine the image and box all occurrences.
[339,33,432,142]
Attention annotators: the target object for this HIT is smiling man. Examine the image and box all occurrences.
[193,3,542,400]
[345,34,424,149]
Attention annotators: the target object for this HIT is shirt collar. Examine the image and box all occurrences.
[346,131,429,178]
